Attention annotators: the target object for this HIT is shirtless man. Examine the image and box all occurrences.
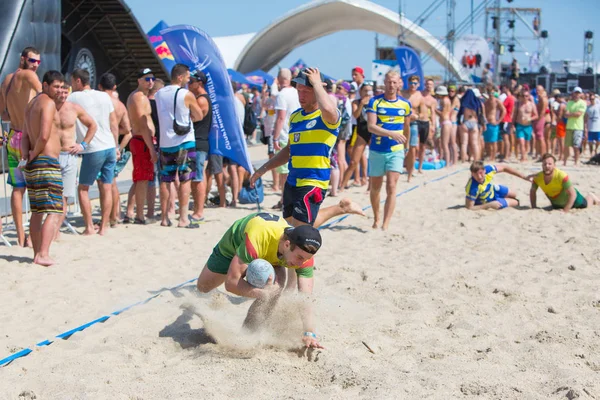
[553,94,567,160]
[126,68,159,224]
[98,73,132,225]
[435,86,454,166]
[21,71,63,266]
[54,82,97,240]
[483,86,506,161]
[533,85,549,159]
[402,75,423,181]
[0,47,42,246]
[418,79,437,173]
[513,86,538,162]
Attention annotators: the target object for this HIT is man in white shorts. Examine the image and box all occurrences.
[54,80,97,239]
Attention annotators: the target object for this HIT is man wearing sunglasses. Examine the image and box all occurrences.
[126,68,159,225]
[0,47,42,247]
[401,75,423,182]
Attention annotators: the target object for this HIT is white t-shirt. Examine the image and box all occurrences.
[587,103,600,132]
[234,96,245,128]
[274,86,300,145]
[155,85,195,148]
[67,89,115,154]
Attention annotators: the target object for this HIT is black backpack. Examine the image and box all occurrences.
[243,100,257,137]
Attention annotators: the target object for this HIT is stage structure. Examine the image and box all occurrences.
[484,5,543,82]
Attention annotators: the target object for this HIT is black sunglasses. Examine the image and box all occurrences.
[144,76,156,82]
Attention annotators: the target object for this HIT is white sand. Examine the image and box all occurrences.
[1,145,599,399]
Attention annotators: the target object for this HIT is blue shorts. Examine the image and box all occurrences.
[588,131,600,142]
[192,150,208,182]
[368,150,405,177]
[493,184,509,209]
[484,124,500,143]
[409,122,419,147]
[80,148,117,186]
[515,124,533,141]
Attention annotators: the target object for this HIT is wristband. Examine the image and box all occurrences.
[81,141,88,150]
[303,331,317,338]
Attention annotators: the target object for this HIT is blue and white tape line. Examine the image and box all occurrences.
[1,168,468,368]
[0,277,197,367]
[319,168,467,230]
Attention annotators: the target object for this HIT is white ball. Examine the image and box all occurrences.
[246,259,275,288]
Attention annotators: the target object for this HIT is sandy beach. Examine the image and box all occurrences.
[1,144,599,399]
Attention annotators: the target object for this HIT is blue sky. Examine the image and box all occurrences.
[127,0,598,79]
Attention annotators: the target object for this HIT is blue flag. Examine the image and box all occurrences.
[394,46,424,91]
[160,25,253,173]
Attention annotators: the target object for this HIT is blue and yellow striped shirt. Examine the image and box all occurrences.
[286,108,341,189]
[367,94,411,153]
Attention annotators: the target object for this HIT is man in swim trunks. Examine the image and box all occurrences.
[553,94,567,161]
[500,85,516,161]
[465,161,529,211]
[418,79,437,174]
[0,47,42,246]
[98,73,133,226]
[53,80,97,240]
[530,153,599,212]
[367,70,410,230]
[564,87,587,166]
[533,85,550,160]
[483,85,506,161]
[196,212,324,349]
[21,71,64,266]
[513,86,538,162]
[401,75,423,181]
[126,68,159,224]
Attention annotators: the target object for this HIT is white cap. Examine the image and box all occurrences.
[573,87,583,93]
[435,86,448,96]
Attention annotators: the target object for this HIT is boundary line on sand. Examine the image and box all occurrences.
[0,168,468,367]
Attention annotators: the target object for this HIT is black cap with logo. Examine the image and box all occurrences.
[291,68,325,89]
[190,70,208,85]
[285,225,322,254]
[137,68,153,79]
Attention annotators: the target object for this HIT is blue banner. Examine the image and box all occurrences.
[394,46,424,91]
[160,25,253,173]
[245,69,274,86]
[147,21,177,74]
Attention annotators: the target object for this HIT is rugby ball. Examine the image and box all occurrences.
[246,259,275,288]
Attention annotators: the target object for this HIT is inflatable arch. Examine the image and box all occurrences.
[234,0,468,81]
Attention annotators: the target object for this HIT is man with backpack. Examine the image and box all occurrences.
[154,64,204,228]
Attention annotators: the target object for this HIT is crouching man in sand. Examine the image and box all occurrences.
[21,71,64,266]
[530,153,599,212]
[465,161,529,210]
[196,212,324,349]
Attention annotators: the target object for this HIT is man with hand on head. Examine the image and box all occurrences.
[196,212,324,349]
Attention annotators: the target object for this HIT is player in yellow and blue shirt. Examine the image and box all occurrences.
[250,67,365,227]
[366,70,411,230]
[465,161,529,210]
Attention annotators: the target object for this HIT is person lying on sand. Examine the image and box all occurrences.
[465,161,530,210]
[196,212,324,349]
[530,153,599,212]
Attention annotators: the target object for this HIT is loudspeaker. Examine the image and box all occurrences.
[541,30,548,38]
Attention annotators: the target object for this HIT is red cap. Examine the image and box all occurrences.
[352,66,365,76]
